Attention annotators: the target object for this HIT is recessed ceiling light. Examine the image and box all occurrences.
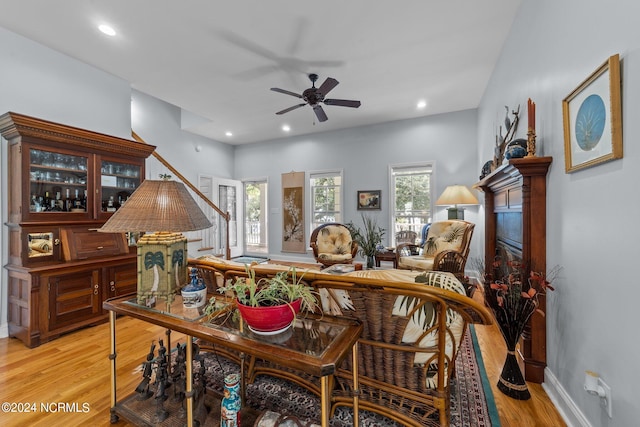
[98,24,116,36]
[282,125,291,132]
[417,100,427,109]
[225,131,233,137]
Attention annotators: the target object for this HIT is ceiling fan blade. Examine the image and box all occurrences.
[317,77,339,96]
[324,99,361,108]
[276,104,306,115]
[313,105,328,122]
[271,87,303,98]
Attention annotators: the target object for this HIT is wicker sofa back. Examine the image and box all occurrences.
[188,256,492,427]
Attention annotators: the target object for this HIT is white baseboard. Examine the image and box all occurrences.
[0,322,8,339]
[543,367,591,427]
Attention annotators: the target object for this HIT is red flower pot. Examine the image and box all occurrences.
[236,298,301,334]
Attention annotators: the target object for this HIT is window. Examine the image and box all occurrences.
[244,180,268,254]
[310,171,342,232]
[390,163,433,244]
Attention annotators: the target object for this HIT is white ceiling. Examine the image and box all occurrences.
[0,0,521,144]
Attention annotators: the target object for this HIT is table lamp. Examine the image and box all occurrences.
[99,176,212,306]
[435,185,479,220]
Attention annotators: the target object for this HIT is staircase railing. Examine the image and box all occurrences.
[131,131,231,260]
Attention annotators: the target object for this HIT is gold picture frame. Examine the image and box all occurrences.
[562,54,622,173]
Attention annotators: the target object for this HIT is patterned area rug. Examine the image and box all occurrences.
[197,325,498,426]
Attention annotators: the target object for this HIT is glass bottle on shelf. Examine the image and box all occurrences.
[64,188,73,212]
[42,191,51,212]
[52,191,63,212]
[30,194,40,212]
[105,196,118,212]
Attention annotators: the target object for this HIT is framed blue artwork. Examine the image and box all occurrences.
[562,54,622,173]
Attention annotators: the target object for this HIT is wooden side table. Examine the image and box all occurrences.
[375,250,397,268]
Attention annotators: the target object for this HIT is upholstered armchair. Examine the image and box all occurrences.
[396,220,475,278]
[310,223,358,267]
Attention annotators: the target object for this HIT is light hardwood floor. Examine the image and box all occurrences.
[0,306,566,427]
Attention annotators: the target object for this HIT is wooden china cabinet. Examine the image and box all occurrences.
[1,112,155,347]
[475,156,552,383]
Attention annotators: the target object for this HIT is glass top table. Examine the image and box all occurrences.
[104,294,363,427]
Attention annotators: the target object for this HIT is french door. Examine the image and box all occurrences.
[195,175,243,259]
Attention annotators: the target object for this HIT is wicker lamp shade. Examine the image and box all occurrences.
[99,179,212,233]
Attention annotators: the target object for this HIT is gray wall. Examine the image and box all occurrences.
[131,90,235,182]
[478,0,640,425]
[233,109,479,261]
[0,26,132,139]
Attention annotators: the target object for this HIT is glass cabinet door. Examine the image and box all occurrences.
[29,148,89,214]
[99,159,141,215]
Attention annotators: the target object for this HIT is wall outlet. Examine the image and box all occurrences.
[598,378,612,418]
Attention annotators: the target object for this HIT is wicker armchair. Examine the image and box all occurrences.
[395,229,418,245]
[396,220,474,278]
[310,223,358,267]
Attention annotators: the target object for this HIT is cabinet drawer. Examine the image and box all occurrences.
[61,227,128,260]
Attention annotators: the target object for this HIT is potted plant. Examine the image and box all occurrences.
[346,213,385,268]
[208,266,318,334]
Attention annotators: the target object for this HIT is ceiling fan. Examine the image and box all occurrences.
[271,73,361,122]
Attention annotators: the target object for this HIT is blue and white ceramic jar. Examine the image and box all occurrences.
[181,267,206,308]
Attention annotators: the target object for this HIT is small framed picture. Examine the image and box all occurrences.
[562,54,623,173]
[357,190,381,210]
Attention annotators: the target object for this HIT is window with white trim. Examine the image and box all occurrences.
[310,171,342,232]
[390,163,433,244]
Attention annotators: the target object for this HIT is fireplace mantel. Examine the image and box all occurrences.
[475,156,552,383]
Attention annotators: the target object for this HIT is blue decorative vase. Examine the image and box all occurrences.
[505,138,528,160]
[221,373,241,426]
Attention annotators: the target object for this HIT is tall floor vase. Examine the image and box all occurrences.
[497,348,531,400]
[491,297,536,400]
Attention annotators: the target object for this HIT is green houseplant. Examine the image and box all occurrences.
[346,213,386,268]
[207,266,318,333]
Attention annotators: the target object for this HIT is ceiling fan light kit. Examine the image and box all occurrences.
[271,73,361,122]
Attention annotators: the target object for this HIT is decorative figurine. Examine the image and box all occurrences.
[171,343,187,418]
[153,339,170,423]
[493,104,521,168]
[135,342,156,400]
[193,357,209,427]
